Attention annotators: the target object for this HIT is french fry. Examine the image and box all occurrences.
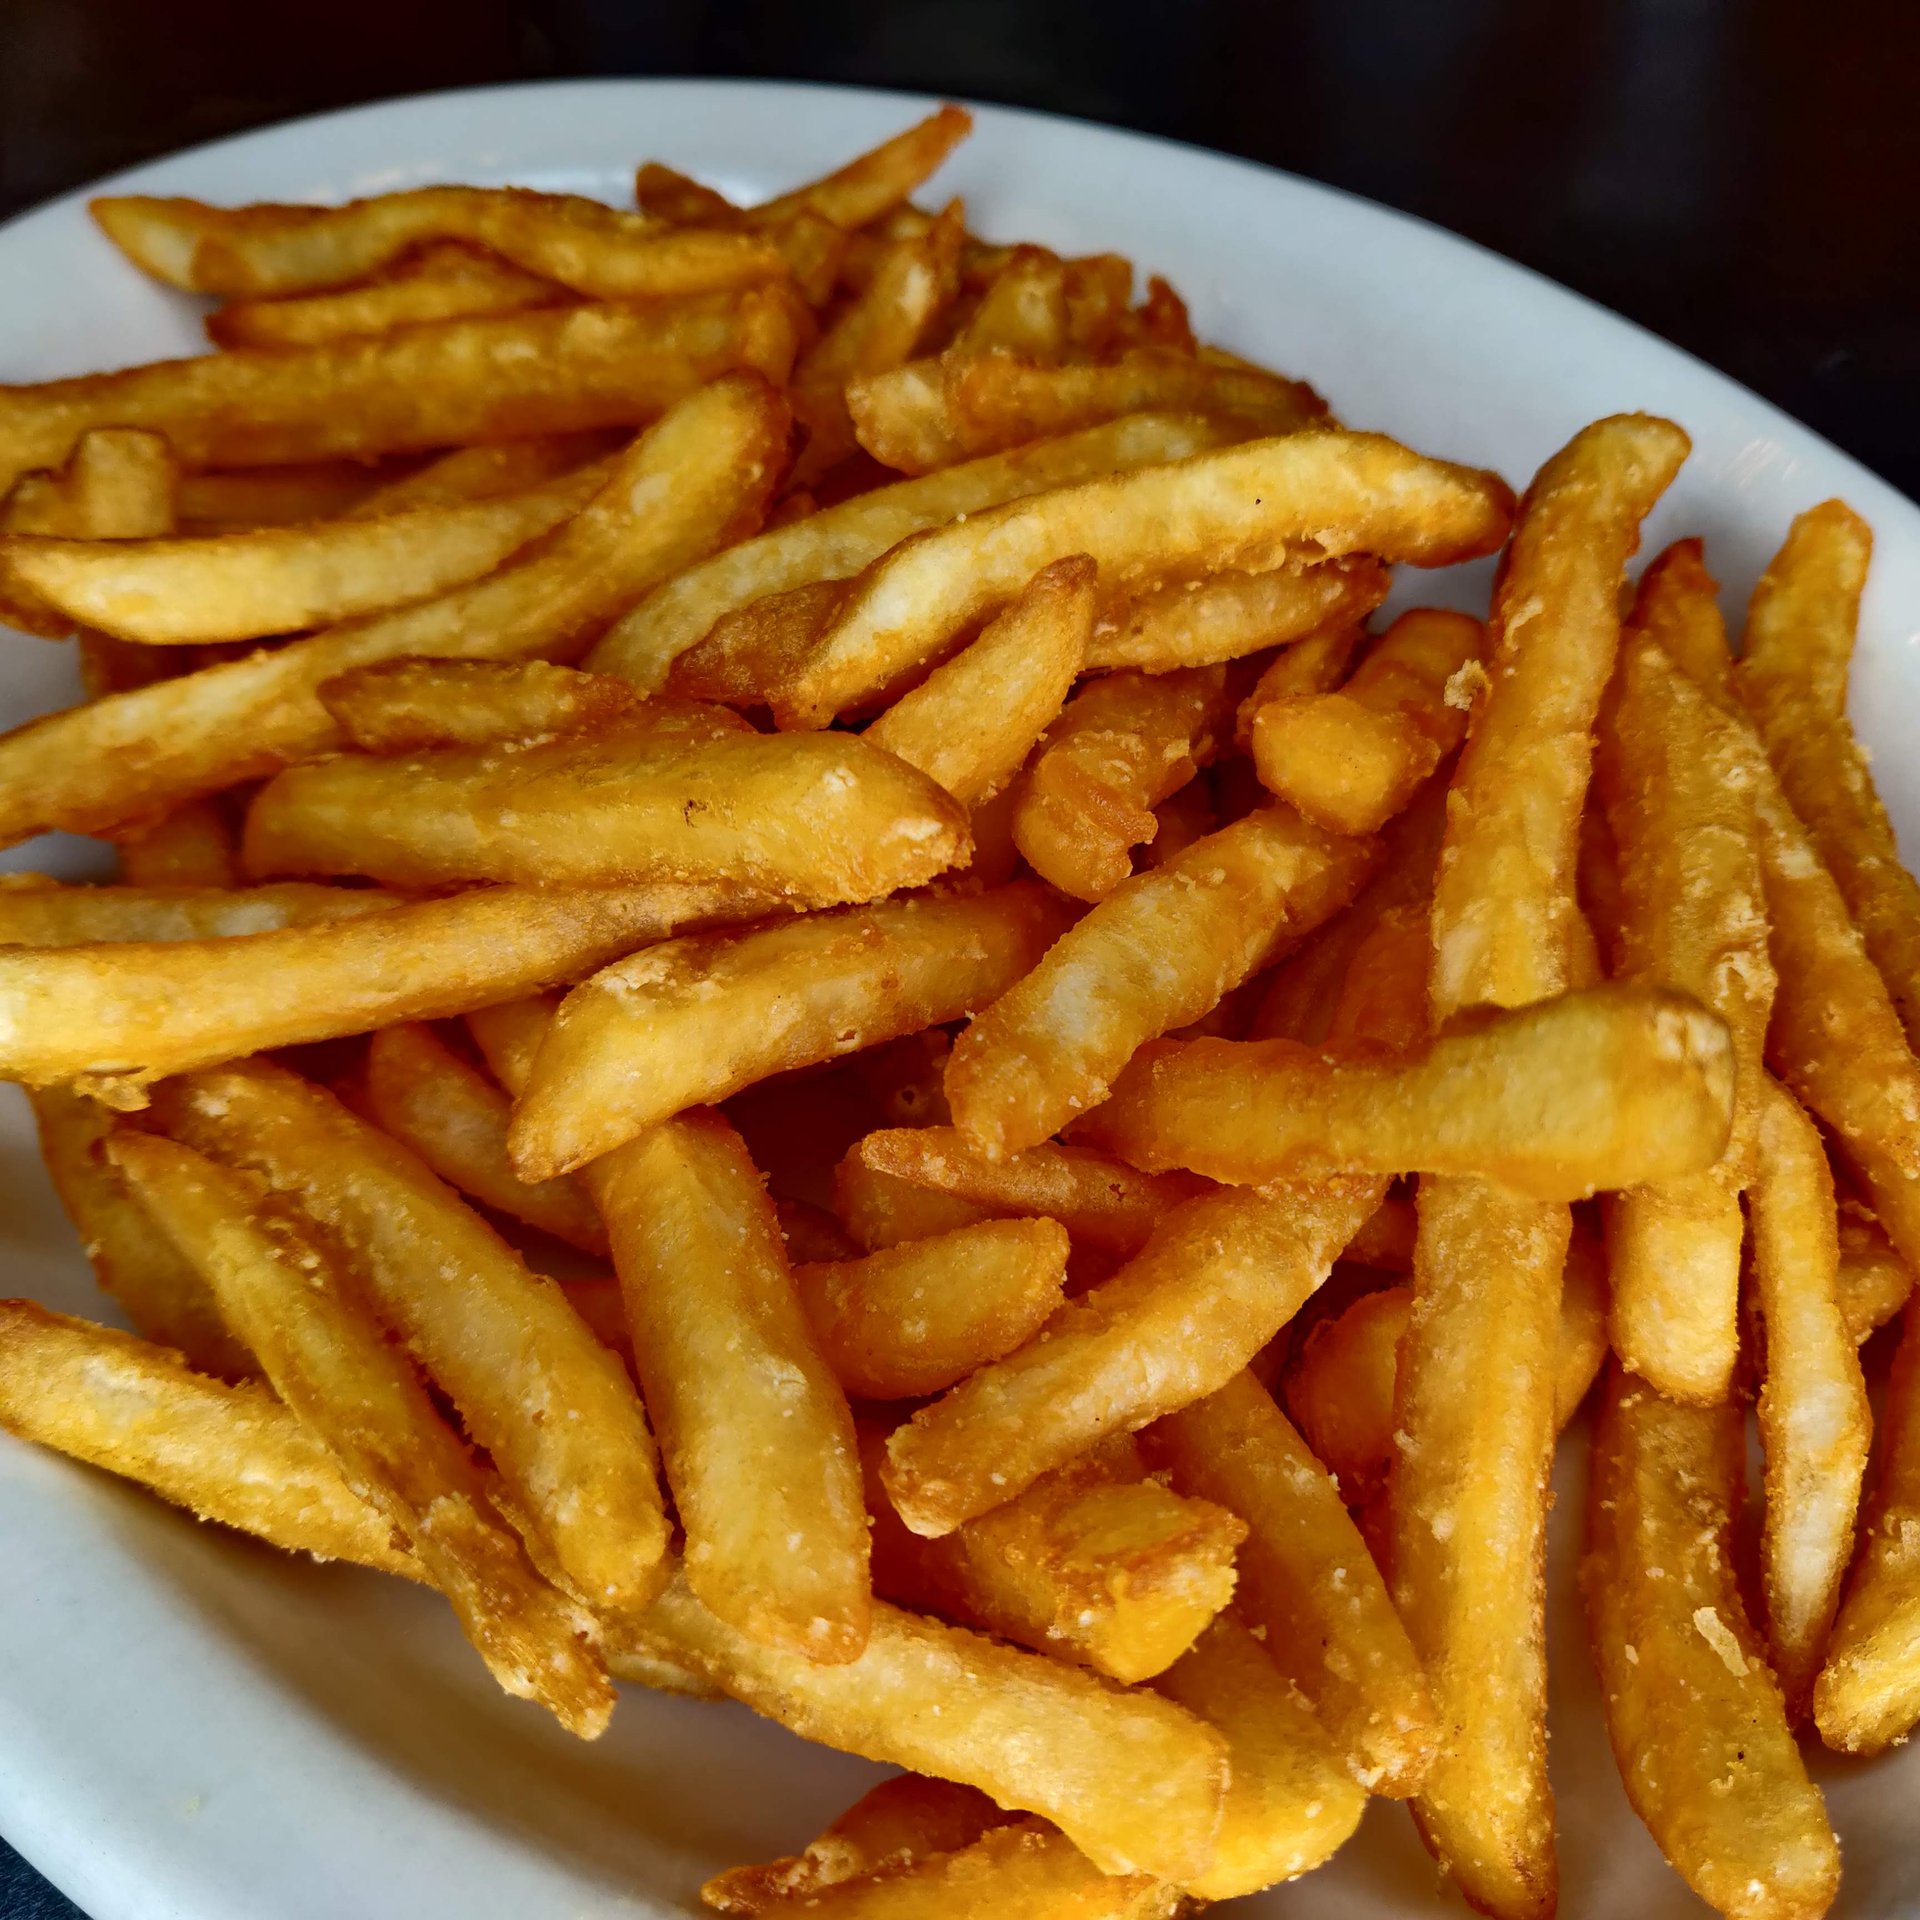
[0,877,401,944]
[833,1157,996,1250]
[748,105,973,232]
[1837,1198,1914,1343]
[510,885,1070,1180]
[608,1568,1229,1884]
[0,881,763,1098]
[949,246,1071,360]
[864,555,1092,804]
[349,436,621,520]
[0,1299,418,1577]
[633,162,742,226]
[362,1023,608,1255]
[0,295,802,495]
[114,807,241,888]
[794,1218,1070,1400]
[1585,1369,1841,1920]
[1145,1369,1437,1796]
[774,429,1517,728]
[1739,499,1867,723]
[588,1111,870,1661]
[948,806,1381,1155]
[882,1179,1380,1536]
[148,1059,671,1612]
[1234,617,1368,748]
[317,657,658,752]
[110,1132,614,1737]
[1635,537,1735,703]
[30,1086,254,1380]
[1248,608,1484,835]
[1086,556,1389,673]
[0,372,791,845]
[174,460,390,531]
[463,991,561,1096]
[667,578,851,705]
[1748,1077,1871,1715]
[1345,1185,1418,1268]
[0,460,609,644]
[1012,666,1236,901]
[591,411,1236,693]
[1082,982,1735,1201]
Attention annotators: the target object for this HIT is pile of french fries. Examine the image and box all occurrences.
[1,102,1916,1919]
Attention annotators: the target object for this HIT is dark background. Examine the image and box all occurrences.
[0,0,1915,1911]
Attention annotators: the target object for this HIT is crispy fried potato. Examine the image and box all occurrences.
[775,430,1517,728]
[114,806,241,888]
[0,373,790,845]
[949,246,1071,360]
[174,461,390,532]
[590,1111,869,1660]
[1838,1198,1915,1344]
[511,885,1069,1180]
[795,1218,1070,1400]
[149,1059,670,1611]
[1083,982,1735,1201]
[633,163,742,226]
[748,106,973,232]
[882,1180,1380,1536]
[832,1160,996,1250]
[609,1568,1228,1884]
[667,578,852,705]
[949,806,1380,1155]
[1636,537,1735,702]
[594,411,1236,693]
[0,877,400,944]
[318,658,656,752]
[1248,608,1483,835]
[111,1133,613,1736]
[1739,499,1867,722]
[1586,1370,1841,1920]
[345,432,621,516]
[1749,1078,1871,1715]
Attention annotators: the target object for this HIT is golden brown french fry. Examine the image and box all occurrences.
[510,885,1069,1180]
[794,1218,1070,1400]
[1636,537,1735,703]
[0,881,765,1098]
[882,1179,1380,1536]
[1837,1198,1915,1344]
[1248,608,1483,835]
[1749,1078,1871,1715]
[666,578,851,705]
[0,461,608,644]
[345,432,621,516]
[748,105,973,232]
[245,719,967,898]
[1083,982,1734,1201]
[110,1132,613,1737]
[1012,665,1235,901]
[591,411,1235,693]
[1146,1369,1437,1796]
[174,460,389,531]
[949,806,1381,1155]
[609,1567,1228,1884]
[1739,499,1867,722]
[633,162,741,225]
[0,373,791,846]
[832,1158,996,1250]
[317,657,656,752]
[0,877,400,944]
[362,1023,608,1255]
[589,1110,869,1660]
[114,806,241,888]
[774,430,1516,728]
[0,1299,418,1576]
[864,555,1092,804]
[949,246,1070,360]
[148,1058,670,1611]
[1585,1369,1841,1920]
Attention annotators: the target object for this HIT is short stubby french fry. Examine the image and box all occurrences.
[0,882,763,1097]
[1086,556,1389,673]
[1082,982,1735,1201]
[93,187,787,301]
[835,1128,1214,1258]
[511,886,1070,1179]
[948,806,1381,1156]
[0,877,401,945]
[0,1299,418,1577]
[318,658,660,753]
[1837,1199,1915,1344]
[1816,1300,1920,1752]
[1749,1079,1871,1715]
[1151,1612,1369,1899]
[30,1086,254,1380]
[111,1133,614,1737]
[0,461,607,644]
[794,1218,1070,1400]
[149,1059,671,1611]
[1248,608,1484,836]
[609,1568,1228,1884]
[747,105,973,232]
[1146,1370,1438,1796]
[1585,1370,1841,1920]
[243,722,969,899]
[590,411,1236,692]
[0,295,802,494]
[0,372,791,846]
[1600,620,1776,1404]
[1012,666,1236,902]
[590,1112,870,1661]
[775,429,1517,728]
[864,555,1092,805]
[362,1023,607,1255]
[865,1430,1244,1682]
[883,1180,1381,1536]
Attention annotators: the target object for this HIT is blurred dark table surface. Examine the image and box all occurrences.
[0,0,1916,1910]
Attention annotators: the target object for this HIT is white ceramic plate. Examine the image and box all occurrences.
[0,77,1915,1920]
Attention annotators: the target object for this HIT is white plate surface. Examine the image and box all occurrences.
[0,76,1916,1920]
